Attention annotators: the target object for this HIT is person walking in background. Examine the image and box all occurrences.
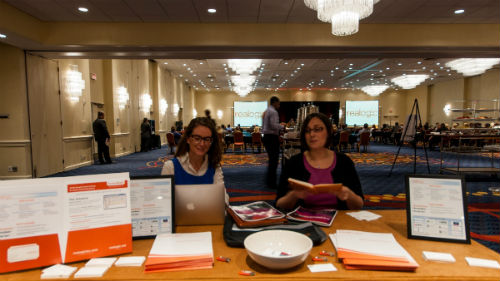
[140,118,151,152]
[262,96,284,189]
[204,109,216,127]
[92,111,112,164]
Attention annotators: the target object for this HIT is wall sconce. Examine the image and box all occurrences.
[193,109,197,117]
[173,103,180,115]
[339,108,343,118]
[65,65,85,102]
[443,104,451,116]
[117,86,129,110]
[159,98,168,115]
[139,93,152,113]
[217,110,223,119]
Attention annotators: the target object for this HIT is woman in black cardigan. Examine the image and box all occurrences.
[276,113,364,211]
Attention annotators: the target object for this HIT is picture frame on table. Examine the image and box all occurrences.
[130,175,175,238]
[405,174,470,244]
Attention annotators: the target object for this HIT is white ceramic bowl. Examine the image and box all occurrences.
[243,230,313,270]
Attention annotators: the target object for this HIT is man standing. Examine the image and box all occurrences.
[262,96,284,189]
[140,118,151,152]
[93,111,112,164]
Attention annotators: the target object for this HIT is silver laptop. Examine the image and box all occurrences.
[174,183,226,225]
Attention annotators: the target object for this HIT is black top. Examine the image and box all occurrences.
[92,118,110,141]
[276,152,364,210]
[141,122,151,137]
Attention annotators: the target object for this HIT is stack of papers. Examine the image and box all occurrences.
[85,257,117,267]
[346,211,381,221]
[41,264,77,279]
[145,232,214,273]
[422,251,455,263]
[465,257,500,269]
[115,256,146,267]
[330,230,419,271]
[74,266,109,278]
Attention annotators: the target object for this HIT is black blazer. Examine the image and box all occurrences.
[93,118,110,141]
[276,152,364,210]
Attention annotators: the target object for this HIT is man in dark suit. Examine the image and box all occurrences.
[93,111,112,164]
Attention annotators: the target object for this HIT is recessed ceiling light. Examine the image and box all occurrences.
[199,62,203,64]
[78,7,88,12]
[0,33,6,39]
[207,8,217,13]
[163,62,168,65]
[397,63,402,66]
[454,9,465,14]
[284,62,288,65]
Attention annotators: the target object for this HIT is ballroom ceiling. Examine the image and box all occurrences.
[4,0,499,92]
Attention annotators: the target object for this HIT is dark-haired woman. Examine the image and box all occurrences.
[161,117,228,202]
[276,113,363,211]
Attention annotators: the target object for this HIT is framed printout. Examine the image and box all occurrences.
[405,174,470,244]
[130,175,175,238]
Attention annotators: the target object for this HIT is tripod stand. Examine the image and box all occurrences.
[388,99,430,176]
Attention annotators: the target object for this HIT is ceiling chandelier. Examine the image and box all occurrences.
[304,0,380,36]
[231,75,256,97]
[228,59,261,97]
[227,59,262,75]
[360,84,388,96]
[391,74,429,89]
[445,58,500,77]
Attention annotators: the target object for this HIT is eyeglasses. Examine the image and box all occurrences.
[305,127,325,134]
[190,134,213,144]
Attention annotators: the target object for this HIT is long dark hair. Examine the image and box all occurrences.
[300,112,333,151]
[175,117,222,168]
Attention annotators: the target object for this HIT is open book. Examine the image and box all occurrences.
[288,178,342,194]
[286,206,337,227]
[227,201,287,228]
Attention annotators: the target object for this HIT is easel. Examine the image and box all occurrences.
[388,99,430,176]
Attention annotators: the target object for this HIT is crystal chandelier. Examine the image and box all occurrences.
[139,93,152,113]
[391,74,429,89]
[65,65,85,102]
[117,86,129,110]
[227,59,262,75]
[360,84,388,96]
[228,59,261,97]
[304,0,380,36]
[445,58,500,77]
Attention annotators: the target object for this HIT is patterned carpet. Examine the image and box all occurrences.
[50,143,500,253]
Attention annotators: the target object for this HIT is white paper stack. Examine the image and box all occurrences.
[74,266,109,278]
[145,232,214,272]
[330,230,419,271]
[85,257,117,267]
[465,257,500,269]
[422,251,455,263]
[41,264,78,279]
[346,211,381,221]
[115,256,146,267]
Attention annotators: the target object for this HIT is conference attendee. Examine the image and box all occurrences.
[262,96,284,189]
[161,117,228,203]
[170,126,182,144]
[204,109,216,127]
[92,111,112,164]
[140,118,151,152]
[226,124,233,132]
[276,112,364,210]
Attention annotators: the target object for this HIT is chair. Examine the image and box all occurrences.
[338,131,350,152]
[358,132,370,152]
[218,133,226,153]
[166,132,176,154]
[232,131,245,153]
[251,132,263,153]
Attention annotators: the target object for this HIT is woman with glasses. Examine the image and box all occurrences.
[162,118,227,202]
[276,113,363,210]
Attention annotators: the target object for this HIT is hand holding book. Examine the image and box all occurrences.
[288,178,343,195]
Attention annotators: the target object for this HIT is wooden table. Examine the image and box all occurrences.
[2,210,499,280]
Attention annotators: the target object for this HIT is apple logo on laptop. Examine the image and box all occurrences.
[186,203,195,210]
